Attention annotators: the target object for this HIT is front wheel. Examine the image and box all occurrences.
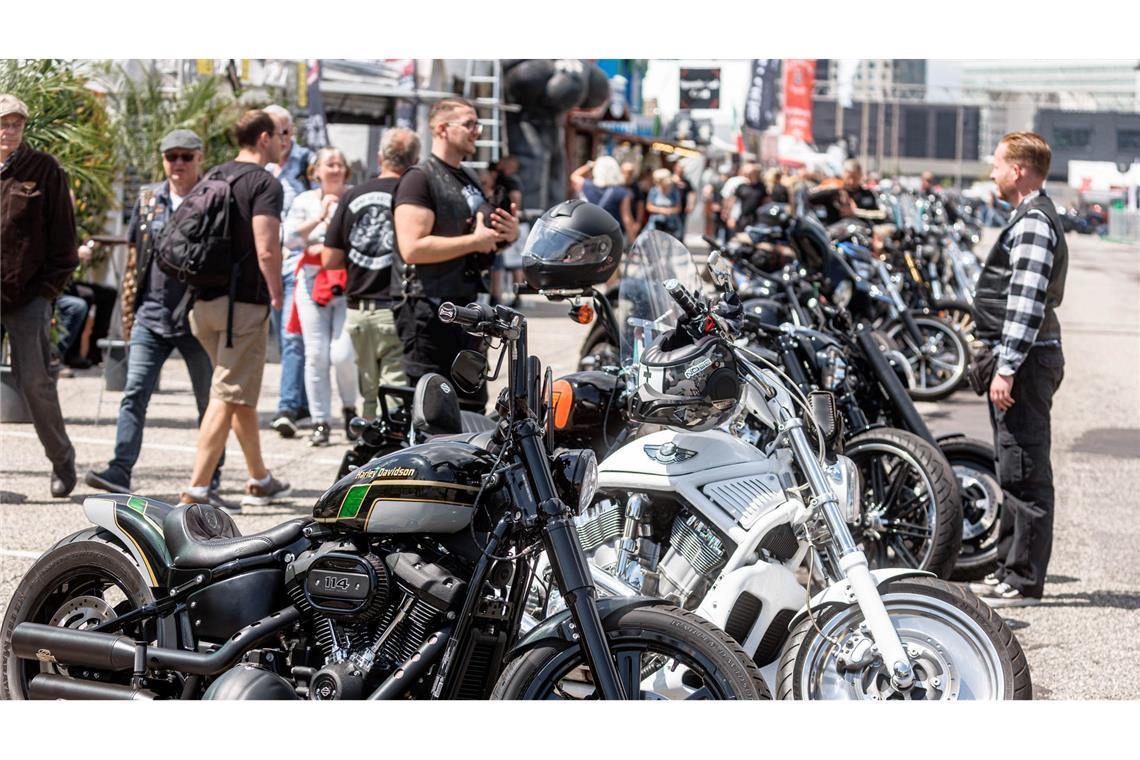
[940,437,1003,582]
[845,428,963,579]
[492,604,770,700]
[776,577,1031,700]
[886,316,970,402]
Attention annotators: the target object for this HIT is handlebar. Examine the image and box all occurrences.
[664,279,704,321]
[438,301,496,329]
[701,235,725,253]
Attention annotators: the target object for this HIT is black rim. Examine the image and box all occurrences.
[848,445,937,570]
[526,631,740,700]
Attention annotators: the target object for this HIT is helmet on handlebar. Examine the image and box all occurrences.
[630,332,740,432]
[522,199,623,291]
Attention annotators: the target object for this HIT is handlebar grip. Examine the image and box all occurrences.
[701,235,725,252]
[438,302,491,327]
[664,279,703,320]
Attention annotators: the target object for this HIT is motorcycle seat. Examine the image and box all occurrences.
[163,503,305,569]
[460,410,497,433]
[412,373,464,436]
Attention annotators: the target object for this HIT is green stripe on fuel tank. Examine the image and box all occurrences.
[127,496,148,513]
[338,485,370,520]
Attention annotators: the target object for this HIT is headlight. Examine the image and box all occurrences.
[551,449,599,515]
[825,455,862,525]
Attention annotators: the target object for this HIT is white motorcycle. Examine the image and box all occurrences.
[529,232,1030,700]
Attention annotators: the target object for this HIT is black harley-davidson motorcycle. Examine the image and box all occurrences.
[1,298,767,701]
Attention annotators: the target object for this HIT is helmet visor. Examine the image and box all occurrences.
[522,216,615,267]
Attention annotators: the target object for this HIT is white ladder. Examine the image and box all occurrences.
[462,59,508,170]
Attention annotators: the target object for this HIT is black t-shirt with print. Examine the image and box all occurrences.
[324,176,400,305]
[197,160,284,305]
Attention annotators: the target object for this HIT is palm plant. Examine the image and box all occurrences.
[0,59,115,240]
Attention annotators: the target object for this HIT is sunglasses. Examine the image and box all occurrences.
[445,120,483,134]
[163,152,197,163]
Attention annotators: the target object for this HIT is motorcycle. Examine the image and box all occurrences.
[534,231,1030,699]
[1,298,767,701]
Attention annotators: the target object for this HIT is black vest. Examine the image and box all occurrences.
[395,156,484,300]
[973,191,1068,343]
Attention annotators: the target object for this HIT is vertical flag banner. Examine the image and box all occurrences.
[783,59,816,143]
[745,59,781,131]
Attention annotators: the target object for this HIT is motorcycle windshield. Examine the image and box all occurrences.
[617,230,702,369]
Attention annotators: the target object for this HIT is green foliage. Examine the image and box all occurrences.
[0,59,115,240]
[103,63,245,184]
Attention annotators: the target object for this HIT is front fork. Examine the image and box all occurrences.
[783,416,915,690]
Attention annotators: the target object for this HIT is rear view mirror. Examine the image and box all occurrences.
[450,350,487,395]
[706,250,732,288]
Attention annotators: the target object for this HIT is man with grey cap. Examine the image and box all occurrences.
[84,128,231,509]
[0,93,79,498]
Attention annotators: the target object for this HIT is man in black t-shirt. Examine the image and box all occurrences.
[182,110,291,510]
[323,127,421,419]
[393,97,519,413]
[727,163,769,232]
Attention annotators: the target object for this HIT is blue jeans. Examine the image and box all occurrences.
[55,295,88,357]
[107,322,222,488]
[271,264,308,414]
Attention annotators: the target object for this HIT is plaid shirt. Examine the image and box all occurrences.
[996,190,1058,375]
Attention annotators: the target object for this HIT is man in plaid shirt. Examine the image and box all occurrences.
[970,132,1068,607]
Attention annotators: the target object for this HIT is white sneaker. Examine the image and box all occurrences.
[241,475,292,507]
[968,573,1003,596]
[982,582,1041,608]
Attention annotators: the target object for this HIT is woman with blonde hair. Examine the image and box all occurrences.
[284,147,360,446]
[645,167,683,239]
[570,155,637,241]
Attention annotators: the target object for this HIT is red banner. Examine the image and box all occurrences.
[783,59,816,143]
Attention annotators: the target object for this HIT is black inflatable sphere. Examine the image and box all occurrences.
[581,63,611,110]
[542,59,587,111]
[504,59,555,108]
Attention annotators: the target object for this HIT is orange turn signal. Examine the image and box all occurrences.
[570,304,594,325]
[552,379,573,429]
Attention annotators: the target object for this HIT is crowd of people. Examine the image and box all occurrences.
[1,94,518,511]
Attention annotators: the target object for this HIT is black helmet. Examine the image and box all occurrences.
[629,332,740,432]
[522,200,623,291]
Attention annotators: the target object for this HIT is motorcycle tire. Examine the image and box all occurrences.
[578,322,619,373]
[845,428,963,579]
[776,576,1032,700]
[939,436,1004,582]
[491,604,770,700]
[1,532,155,701]
[886,316,970,402]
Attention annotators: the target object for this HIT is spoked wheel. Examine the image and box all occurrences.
[578,333,620,373]
[492,604,770,700]
[845,429,963,579]
[933,300,983,355]
[777,577,1032,700]
[1,535,154,700]
[940,437,1004,582]
[886,316,970,402]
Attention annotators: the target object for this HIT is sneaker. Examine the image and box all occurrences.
[982,582,1041,608]
[309,422,331,447]
[241,474,292,507]
[295,408,313,426]
[271,410,299,439]
[206,488,242,515]
[968,573,1003,596]
[85,468,131,494]
[343,407,359,442]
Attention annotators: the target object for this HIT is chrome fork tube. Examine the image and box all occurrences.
[782,415,914,689]
[615,493,647,580]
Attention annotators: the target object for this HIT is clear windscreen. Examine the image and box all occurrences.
[617,230,702,368]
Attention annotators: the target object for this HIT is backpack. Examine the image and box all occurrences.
[156,162,262,289]
[156,162,264,346]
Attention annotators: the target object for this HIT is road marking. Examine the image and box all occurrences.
[0,430,342,466]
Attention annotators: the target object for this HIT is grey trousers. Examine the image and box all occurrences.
[1,297,75,475]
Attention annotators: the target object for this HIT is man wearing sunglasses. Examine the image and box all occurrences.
[0,93,78,498]
[85,129,230,509]
[393,97,520,413]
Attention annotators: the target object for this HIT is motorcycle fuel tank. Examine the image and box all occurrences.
[598,428,760,478]
[313,441,495,534]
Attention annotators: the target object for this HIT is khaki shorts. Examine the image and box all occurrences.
[189,298,270,406]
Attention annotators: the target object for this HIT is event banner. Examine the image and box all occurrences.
[744,59,781,131]
[679,68,721,110]
[783,59,816,143]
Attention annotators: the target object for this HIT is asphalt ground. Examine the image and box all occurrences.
[1,230,1137,699]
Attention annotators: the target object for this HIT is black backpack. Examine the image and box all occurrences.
[156,162,262,289]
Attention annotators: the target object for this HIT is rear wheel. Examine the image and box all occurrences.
[492,604,770,700]
[1,535,154,700]
[939,437,1003,582]
[845,428,963,579]
[578,323,619,372]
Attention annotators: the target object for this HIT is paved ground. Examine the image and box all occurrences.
[1,231,1137,699]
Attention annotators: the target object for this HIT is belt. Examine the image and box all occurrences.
[348,298,392,311]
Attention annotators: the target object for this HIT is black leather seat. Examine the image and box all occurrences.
[460,410,497,433]
[163,503,306,569]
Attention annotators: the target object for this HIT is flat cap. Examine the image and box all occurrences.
[159,129,204,153]
[0,94,29,120]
